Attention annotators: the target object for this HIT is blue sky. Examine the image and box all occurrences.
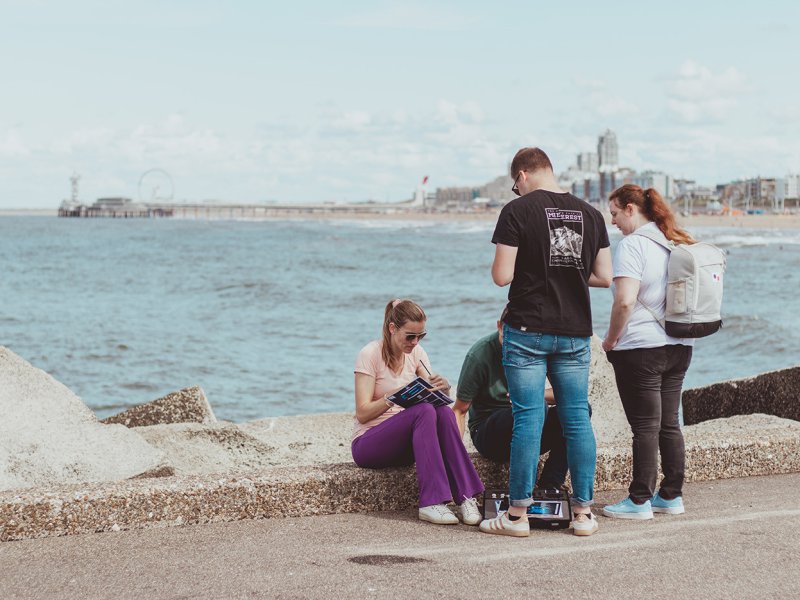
[1,1,799,207]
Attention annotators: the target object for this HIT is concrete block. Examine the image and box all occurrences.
[135,422,283,475]
[587,335,630,444]
[101,386,217,427]
[0,347,169,493]
[683,366,800,425]
[239,413,354,466]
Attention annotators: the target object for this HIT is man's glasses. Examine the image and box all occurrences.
[511,172,522,196]
[403,332,427,342]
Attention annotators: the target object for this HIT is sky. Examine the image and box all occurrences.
[1,0,799,207]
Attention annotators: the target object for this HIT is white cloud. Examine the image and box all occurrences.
[572,78,641,121]
[326,110,373,133]
[0,130,30,157]
[665,60,748,124]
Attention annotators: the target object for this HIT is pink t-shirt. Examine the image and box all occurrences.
[352,340,431,441]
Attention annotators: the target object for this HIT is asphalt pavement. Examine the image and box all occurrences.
[2,473,799,599]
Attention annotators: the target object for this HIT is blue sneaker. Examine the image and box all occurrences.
[602,497,653,520]
[651,492,685,515]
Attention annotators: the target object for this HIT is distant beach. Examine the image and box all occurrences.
[2,207,799,229]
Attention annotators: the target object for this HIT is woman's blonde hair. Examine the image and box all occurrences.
[381,299,426,372]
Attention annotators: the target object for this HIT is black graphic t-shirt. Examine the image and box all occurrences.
[491,190,610,336]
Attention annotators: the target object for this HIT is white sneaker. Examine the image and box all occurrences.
[571,512,599,536]
[479,511,530,537]
[418,504,459,525]
[456,497,482,526]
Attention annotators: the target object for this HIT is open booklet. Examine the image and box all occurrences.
[386,376,454,409]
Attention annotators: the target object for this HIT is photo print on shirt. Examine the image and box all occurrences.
[545,207,584,269]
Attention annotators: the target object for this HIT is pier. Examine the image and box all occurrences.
[58,197,174,218]
[58,198,432,219]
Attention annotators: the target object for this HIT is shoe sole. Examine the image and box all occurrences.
[572,524,598,536]
[602,508,654,520]
[652,506,685,515]
[418,514,459,525]
[459,517,482,526]
[478,524,530,537]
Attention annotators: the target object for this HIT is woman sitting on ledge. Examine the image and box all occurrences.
[352,299,484,525]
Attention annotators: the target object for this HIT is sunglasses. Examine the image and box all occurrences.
[511,172,522,196]
[403,331,427,342]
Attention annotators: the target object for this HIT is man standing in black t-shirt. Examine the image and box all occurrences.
[478,147,611,538]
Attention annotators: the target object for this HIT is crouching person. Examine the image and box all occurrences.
[453,309,592,491]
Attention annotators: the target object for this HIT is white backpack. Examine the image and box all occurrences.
[633,229,726,338]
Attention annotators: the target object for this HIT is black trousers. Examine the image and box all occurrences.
[470,405,592,489]
[607,345,693,503]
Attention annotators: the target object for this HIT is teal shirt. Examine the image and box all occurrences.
[456,332,509,433]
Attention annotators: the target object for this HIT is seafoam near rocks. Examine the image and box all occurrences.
[0,347,169,492]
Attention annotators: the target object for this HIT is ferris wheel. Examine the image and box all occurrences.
[138,169,175,203]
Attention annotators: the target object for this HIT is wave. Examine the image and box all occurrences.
[119,382,160,391]
[700,234,800,248]
[607,226,800,247]
[325,219,496,234]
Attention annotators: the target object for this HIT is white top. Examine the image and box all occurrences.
[610,222,694,350]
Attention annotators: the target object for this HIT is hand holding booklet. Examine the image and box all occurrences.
[386,377,454,409]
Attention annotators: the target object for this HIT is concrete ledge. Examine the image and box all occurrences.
[2,414,799,542]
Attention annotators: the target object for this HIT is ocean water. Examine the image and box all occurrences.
[1,216,798,422]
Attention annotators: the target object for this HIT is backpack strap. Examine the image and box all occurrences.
[630,227,675,331]
[631,227,676,252]
[637,298,666,331]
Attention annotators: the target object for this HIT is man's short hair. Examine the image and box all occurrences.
[509,147,553,178]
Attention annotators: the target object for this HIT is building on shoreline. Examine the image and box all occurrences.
[59,197,174,218]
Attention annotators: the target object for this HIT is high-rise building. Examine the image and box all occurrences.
[597,129,618,172]
[633,171,673,200]
[576,152,599,173]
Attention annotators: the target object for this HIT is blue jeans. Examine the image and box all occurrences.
[502,325,595,508]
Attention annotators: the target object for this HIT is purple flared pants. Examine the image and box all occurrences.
[351,403,484,507]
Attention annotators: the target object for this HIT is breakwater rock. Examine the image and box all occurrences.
[683,366,800,425]
[0,347,170,493]
[101,386,217,428]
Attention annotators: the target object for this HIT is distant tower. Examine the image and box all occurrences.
[70,172,80,203]
[411,175,429,207]
[597,129,618,172]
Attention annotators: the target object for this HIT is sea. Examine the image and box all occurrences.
[1,216,798,422]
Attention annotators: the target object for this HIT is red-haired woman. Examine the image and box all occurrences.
[602,185,695,520]
[352,299,484,525]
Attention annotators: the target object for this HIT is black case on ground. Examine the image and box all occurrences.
[482,488,572,529]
